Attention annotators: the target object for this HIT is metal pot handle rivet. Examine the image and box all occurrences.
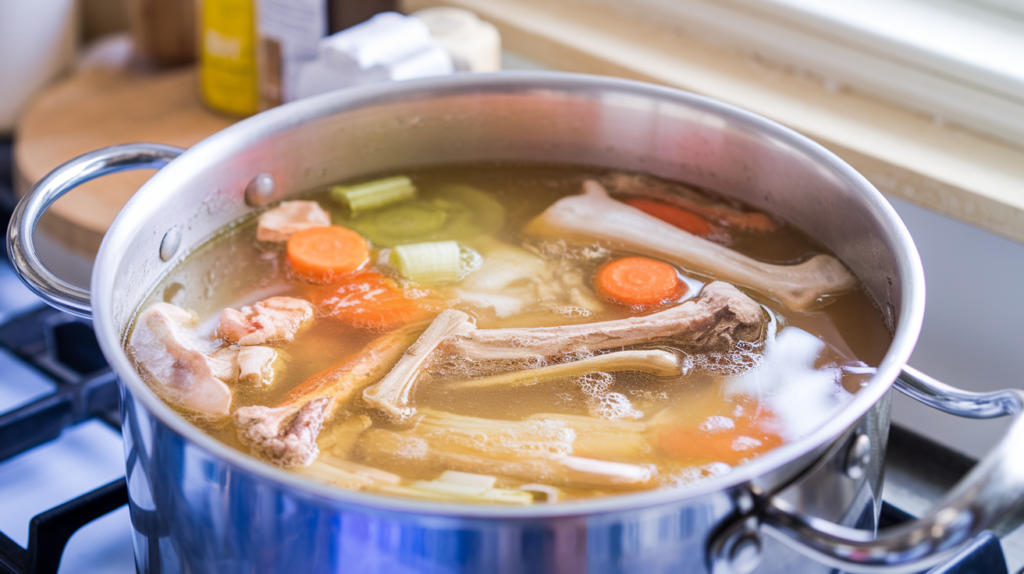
[756,365,1024,573]
[6,144,184,318]
[244,173,277,207]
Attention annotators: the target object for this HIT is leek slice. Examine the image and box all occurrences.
[331,176,416,216]
[391,241,478,284]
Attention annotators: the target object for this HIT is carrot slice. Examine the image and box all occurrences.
[655,415,784,466]
[287,226,369,283]
[593,257,685,307]
[625,198,717,238]
[313,271,440,330]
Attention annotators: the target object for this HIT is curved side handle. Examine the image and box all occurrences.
[761,365,1024,573]
[6,144,184,318]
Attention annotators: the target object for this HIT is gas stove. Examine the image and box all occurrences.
[0,137,1014,574]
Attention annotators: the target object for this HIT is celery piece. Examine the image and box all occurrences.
[439,470,498,490]
[331,176,416,216]
[391,241,463,284]
[408,480,535,505]
[344,184,504,247]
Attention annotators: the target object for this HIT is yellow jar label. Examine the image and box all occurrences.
[200,0,258,116]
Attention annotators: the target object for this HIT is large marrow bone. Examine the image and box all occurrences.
[526,181,858,310]
[363,281,763,421]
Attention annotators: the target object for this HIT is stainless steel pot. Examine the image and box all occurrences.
[8,73,1024,574]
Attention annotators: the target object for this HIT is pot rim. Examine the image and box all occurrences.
[92,71,925,519]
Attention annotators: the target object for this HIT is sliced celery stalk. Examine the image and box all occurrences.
[331,176,416,216]
[390,240,463,284]
[439,470,498,490]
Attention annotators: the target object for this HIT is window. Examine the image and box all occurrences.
[588,0,1024,147]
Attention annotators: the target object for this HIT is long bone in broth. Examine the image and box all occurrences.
[527,181,859,310]
[363,281,764,421]
[125,164,890,504]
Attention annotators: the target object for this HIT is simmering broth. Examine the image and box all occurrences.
[126,163,891,504]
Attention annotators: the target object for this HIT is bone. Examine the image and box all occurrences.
[446,280,764,360]
[525,181,858,310]
[361,310,475,421]
[233,326,420,466]
[446,349,684,391]
[362,281,762,421]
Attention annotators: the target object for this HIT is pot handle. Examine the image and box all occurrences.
[755,365,1024,574]
[6,144,184,318]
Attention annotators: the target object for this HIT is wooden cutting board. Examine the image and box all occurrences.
[15,64,235,258]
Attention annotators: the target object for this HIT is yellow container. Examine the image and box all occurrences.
[199,0,258,116]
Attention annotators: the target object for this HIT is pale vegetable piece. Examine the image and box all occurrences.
[373,483,534,505]
[519,484,561,503]
[218,296,314,346]
[407,478,535,505]
[129,303,232,419]
[446,349,683,390]
[256,200,331,242]
[390,240,465,284]
[357,416,656,489]
[455,237,606,319]
[298,458,401,490]
[526,180,858,310]
[331,175,416,215]
[438,470,497,490]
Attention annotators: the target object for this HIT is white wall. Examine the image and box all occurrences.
[887,196,1024,458]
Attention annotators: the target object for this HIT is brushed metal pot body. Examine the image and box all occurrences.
[9,73,1024,574]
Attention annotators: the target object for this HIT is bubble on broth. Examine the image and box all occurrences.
[669,461,733,486]
[700,416,735,433]
[574,371,643,420]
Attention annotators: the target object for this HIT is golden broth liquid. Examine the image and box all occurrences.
[130,163,892,503]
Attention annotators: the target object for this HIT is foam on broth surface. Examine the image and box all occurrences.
[127,163,892,503]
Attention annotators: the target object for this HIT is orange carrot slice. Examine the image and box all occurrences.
[655,415,783,466]
[287,226,369,283]
[593,257,685,307]
[625,198,717,237]
[313,271,440,331]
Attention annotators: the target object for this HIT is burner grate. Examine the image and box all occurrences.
[0,282,128,574]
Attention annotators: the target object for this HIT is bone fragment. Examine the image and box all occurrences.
[129,303,232,418]
[607,173,779,232]
[363,281,761,421]
[233,327,420,466]
[446,349,683,391]
[526,181,858,310]
[361,310,475,421]
[446,280,763,361]
[256,200,331,242]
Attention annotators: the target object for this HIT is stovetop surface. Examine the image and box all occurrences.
[0,136,1016,574]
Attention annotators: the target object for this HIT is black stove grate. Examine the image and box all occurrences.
[0,306,128,574]
[0,137,1010,574]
